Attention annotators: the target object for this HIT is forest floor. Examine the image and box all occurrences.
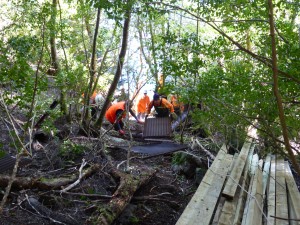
[0,110,211,225]
[1,109,300,225]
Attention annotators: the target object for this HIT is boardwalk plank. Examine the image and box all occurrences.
[176,145,232,225]
[212,197,226,225]
[217,189,241,225]
[241,172,254,225]
[262,154,271,201]
[222,139,252,199]
[232,144,255,225]
[276,158,289,225]
[217,153,244,225]
[267,156,276,225]
[242,165,263,225]
[284,161,300,225]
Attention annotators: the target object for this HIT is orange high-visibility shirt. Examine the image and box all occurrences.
[82,91,98,104]
[170,95,180,107]
[90,91,97,104]
[170,94,184,112]
[137,95,150,113]
[105,101,126,124]
[147,98,174,114]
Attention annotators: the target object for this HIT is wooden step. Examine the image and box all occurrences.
[176,144,233,225]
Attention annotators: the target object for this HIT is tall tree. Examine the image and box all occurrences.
[267,0,300,175]
[95,0,132,128]
[82,7,101,123]
[49,0,67,115]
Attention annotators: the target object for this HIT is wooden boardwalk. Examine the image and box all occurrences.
[176,139,300,225]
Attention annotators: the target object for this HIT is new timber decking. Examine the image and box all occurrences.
[176,144,233,225]
[176,140,300,225]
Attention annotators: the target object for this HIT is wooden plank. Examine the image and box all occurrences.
[216,153,240,225]
[176,145,232,225]
[176,145,227,225]
[250,154,259,176]
[232,144,255,225]
[284,161,300,225]
[191,153,233,225]
[228,153,240,175]
[267,156,276,225]
[275,158,289,225]
[241,172,255,225]
[217,187,241,225]
[242,164,263,225]
[262,155,271,225]
[212,196,226,225]
[258,159,263,169]
[222,139,252,199]
[214,153,239,225]
[262,154,271,201]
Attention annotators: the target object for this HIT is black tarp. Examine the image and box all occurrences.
[130,142,188,155]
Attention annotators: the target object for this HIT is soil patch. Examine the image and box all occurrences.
[0,112,198,225]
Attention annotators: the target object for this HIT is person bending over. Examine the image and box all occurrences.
[105,100,142,135]
[146,93,177,120]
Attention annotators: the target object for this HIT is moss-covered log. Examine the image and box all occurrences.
[89,167,156,225]
[0,164,100,190]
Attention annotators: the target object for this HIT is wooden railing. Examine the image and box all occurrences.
[176,139,300,225]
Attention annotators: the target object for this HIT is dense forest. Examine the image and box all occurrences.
[0,0,300,224]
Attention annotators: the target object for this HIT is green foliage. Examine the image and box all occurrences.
[129,216,139,224]
[59,139,86,160]
[8,35,40,60]
[0,0,299,159]
[86,0,131,23]
[172,152,187,165]
[87,187,96,194]
[0,149,6,159]
[145,0,300,149]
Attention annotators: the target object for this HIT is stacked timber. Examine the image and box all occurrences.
[176,144,233,225]
[176,139,300,225]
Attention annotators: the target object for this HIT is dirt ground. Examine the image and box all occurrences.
[0,110,299,225]
[0,112,201,225]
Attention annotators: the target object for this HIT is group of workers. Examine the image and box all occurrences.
[83,90,184,136]
[136,91,184,119]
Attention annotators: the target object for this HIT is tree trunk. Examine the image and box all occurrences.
[50,0,67,115]
[83,8,101,123]
[267,0,300,175]
[89,167,156,225]
[95,3,132,127]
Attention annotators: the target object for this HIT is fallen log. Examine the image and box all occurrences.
[0,164,100,190]
[89,167,157,225]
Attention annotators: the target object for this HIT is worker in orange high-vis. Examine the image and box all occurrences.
[146,93,177,120]
[137,91,150,121]
[168,92,184,116]
[81,91,98,118]
[105,100,143,135]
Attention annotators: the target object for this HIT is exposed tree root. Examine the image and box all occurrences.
[89,167,157,225]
